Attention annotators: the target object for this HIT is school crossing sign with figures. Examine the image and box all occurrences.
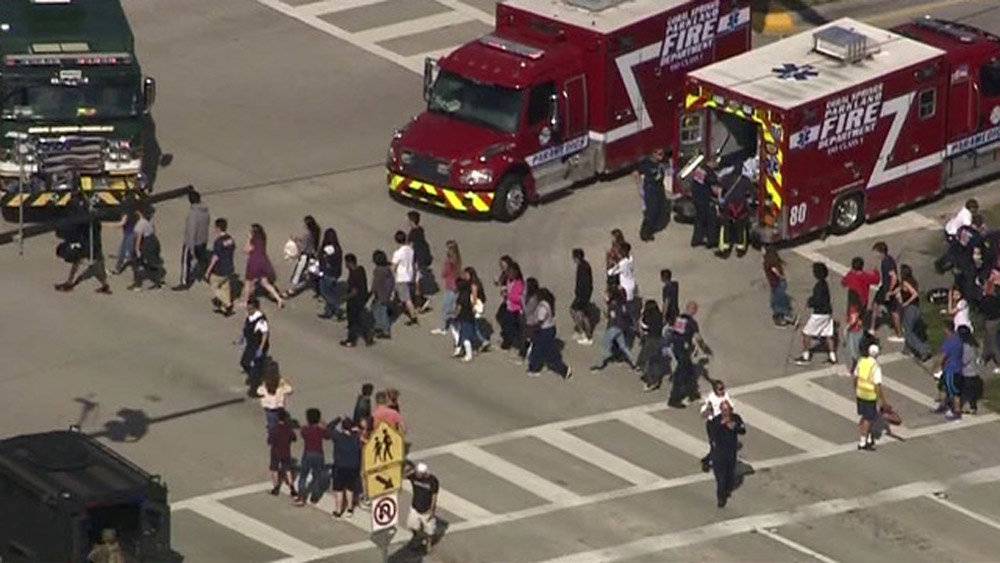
[363,421,405,495]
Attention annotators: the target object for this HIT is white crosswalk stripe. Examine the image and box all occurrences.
[448,442,585,505]
[533,426,663,486]
[254,0,494,74]
[616,410,708,459]
[171,353,1000,562]
[296,0,386,17]
[881,375,938,407]
[733,402,836,453]
[183,498,323,559]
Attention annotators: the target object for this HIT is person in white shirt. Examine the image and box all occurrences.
[607,242,637,302]
[391,230,419,325]
[944,199,978,237]
[256,360,292,432]
[699,379,734,472]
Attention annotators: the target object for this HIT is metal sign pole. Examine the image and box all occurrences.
[17,138,25,256]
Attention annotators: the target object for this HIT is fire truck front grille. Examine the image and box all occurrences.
[403,153,451,185]
[36,135,106,176]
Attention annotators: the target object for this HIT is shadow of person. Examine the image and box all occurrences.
[102,408,150,442]
[390,518,450,561]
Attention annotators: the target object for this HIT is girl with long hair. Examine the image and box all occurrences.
[244,223,285,308]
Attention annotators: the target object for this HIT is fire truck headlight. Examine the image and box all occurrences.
[459,168,493,186]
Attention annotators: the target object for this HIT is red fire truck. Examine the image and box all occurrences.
[386,0,751,221]
[679,17,1000,243]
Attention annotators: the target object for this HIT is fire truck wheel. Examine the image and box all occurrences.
[492,176,526,222]
[830,193,864,235]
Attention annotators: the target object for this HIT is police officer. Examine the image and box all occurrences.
[240,296,270,395]
[689,161,718,248]
[711,401,745,508]
[636,147,669,242]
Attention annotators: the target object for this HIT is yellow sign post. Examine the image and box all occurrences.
[363,422,405,495]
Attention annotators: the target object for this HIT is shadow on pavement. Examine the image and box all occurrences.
[87,397,245,442]
[389,519,450,563]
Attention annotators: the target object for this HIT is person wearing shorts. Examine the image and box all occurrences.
[796,262,837,365]
[854,344,884,450]
[406,462,439,553]
[330,418,361,517]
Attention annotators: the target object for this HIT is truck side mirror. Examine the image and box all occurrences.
[143,77,156,113]
[423,58,439,102]
[548,93,561,133]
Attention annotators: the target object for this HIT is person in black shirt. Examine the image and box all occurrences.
[239,296,270,394]
[795,262,837,365]
[591,286,637,371]
[660,268,679,325]
[408,211,433,313]
[636,148,669,242]
[317,228,344,320]
[668,301,711,408]
[871,241,903,339]
[690,163,718,248]
[711,402,746,508]
[405,462,440,553]
[341,253,373,347]
[638,300,667,392]
[353,383,374,424]
[570,248,594,345]
[205,218,236,316]
[55,212,111,295]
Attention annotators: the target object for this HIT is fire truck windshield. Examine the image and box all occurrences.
[1,80,140,121]
[428,71,523,133]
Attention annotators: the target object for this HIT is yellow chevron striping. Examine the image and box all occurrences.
[390,174,406,190]
[57,193,73,206]
[469,194,491,212]
[442,190,466,211]
[96,192,119,205]
[5,193,28,207]
[31,193,54,207]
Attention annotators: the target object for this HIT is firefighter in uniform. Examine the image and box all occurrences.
[240,296,270,395]
[716,175,751,257]
[855,343,884,451]
[689,163,718,248]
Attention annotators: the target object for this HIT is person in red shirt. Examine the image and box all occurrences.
[372,390,406,433]
[295,408,330,506]
[268,409,297,497]
[841,257,880,322]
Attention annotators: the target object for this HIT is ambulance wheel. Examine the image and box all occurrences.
[492,175,526,222]
[830,193,864,235]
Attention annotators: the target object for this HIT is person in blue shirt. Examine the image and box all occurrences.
[937,324,964,420]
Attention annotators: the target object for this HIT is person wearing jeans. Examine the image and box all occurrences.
[527,289,572,379]
[370,250,394,338]
[432,240,462,335]
[591,286,636,371]
[898,265,932,362]
[763,247,795,327]
[296,408,330,506]
[317,228,343,320]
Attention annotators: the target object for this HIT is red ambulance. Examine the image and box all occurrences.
[386,0,751,221]
[679,17,1000,243]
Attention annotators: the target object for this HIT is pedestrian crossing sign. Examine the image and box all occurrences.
[364,464,404,496]
[363,421,405,473]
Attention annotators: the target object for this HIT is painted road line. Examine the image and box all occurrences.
[181,498,322,559]
[279,414,1000,562]
[881,375,938,408]
[537,464,1000,563]
[311,494,370,532]
[755,528,839,563]
[616,411,709,459]
[256,0,422,73]
[435,0,495,24]
[448,443,584,505]
[175,357,908,511]
[406,46,460,68]
[534,426,663,486]
[733,402,836,453]
[296,0,385,17]
[356,11,473,44]
[783,379,859,422]
[401,478,496,522]
[926,494,1000,532]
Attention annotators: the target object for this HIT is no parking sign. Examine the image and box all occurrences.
[371,492,399,532]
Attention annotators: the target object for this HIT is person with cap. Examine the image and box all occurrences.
[855,343,886,450]
[405,461,440,554]
[87,528,125,563]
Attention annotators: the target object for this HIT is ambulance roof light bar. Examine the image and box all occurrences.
[479,35,545,60]
[813,26,880,64]
[563,0,631,11]
[915,17,977,44]
[31,0,74,4]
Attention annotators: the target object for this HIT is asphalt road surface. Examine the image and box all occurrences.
[3,0,1000,561]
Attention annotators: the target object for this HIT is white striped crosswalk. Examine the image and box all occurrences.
[255,0,496,74]
[172,354,1000,562]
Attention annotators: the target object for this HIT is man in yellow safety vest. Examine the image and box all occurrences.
[855,343,885,450]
